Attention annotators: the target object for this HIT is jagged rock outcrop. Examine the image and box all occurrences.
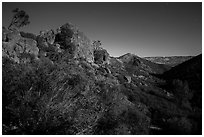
[94,49,109,64]
[3,27,21,42]
[2,20,201,135]
[93,40,110,65]
[55,23,94,63]
[36,30,55,52]
[2,27,39,63]
[36,30,55,51]
[40,30,55,44]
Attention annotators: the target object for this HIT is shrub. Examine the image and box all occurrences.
[165,117,192,134]
[20,31,37,40]
[2,57,57,134]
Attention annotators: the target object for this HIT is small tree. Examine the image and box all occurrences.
[8,8,30,30]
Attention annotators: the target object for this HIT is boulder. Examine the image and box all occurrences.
[94,49,110,65]
[55,23,94,63]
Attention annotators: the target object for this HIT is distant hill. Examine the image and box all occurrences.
[144,56,193,67]
[117,53,171,74]
[163,54,201,81]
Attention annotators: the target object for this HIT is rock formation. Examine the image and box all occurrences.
[93,40,110,65]
[2,21,201,135]
[55,23,94,63]
[2,27,39,63]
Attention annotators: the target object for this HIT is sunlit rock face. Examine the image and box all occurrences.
[2,27,39,63]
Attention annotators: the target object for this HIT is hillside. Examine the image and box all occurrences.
[2,22,202,135]
[144,56,193,67]
[163,54,202,109]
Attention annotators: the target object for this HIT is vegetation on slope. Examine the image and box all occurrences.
[2,8,202,135]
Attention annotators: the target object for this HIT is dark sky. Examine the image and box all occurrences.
[2,2,202,57]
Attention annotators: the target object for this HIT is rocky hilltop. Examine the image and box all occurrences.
[2,22,202,135]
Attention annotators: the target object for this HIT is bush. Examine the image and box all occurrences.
[2,56,63,134]
[20,31,37,40]
[164,117,192,134]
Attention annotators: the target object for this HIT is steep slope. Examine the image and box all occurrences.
[2,23,202,135]
[158,54,202,134]
[2,25,151,135]
[163,54,201,80]
[163,54,202,108]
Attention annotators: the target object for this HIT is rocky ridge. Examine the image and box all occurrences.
[2,22,202,135]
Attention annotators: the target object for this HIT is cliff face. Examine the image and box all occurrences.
[2,23,202,135]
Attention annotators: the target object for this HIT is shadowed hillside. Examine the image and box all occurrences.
[163,54,202,110]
